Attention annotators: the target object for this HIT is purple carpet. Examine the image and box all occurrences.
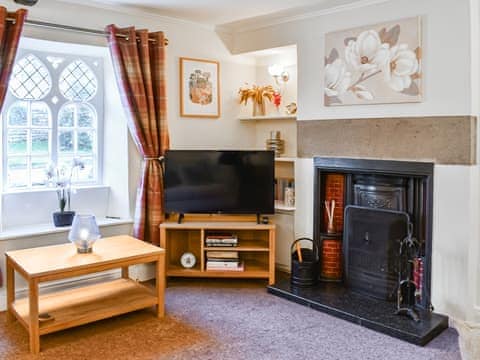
[165,279,460,360]
[0,278,460,359]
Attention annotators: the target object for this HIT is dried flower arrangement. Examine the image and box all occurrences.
[238,84,275,116]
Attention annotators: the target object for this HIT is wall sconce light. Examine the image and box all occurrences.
[268,64,289,86]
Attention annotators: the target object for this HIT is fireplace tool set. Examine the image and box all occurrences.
[396,221,421,322]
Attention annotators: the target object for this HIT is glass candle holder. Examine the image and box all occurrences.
[68,214,101,253]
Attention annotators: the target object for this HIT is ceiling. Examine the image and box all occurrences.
[76,0,333,25]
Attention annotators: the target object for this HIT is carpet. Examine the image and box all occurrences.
[0,279,460,360]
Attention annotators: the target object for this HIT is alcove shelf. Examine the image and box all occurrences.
[274,200,295,212]
[238,115,296,121]
[275,157,296,163]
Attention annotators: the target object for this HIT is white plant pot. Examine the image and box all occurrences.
[452,319,480,360]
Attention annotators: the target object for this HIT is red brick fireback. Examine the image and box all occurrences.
[321,239,342,280]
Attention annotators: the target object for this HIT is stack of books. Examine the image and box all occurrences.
[206,251,244,271]
[205,232,238,247]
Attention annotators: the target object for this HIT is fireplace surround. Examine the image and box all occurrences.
[268,157,449,345]
[313,157,433,309]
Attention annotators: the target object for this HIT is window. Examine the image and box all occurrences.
[2,49,103,190]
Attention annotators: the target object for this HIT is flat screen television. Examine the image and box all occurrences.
[164,150,275,215]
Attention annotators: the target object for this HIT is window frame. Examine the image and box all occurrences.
[2,47,104,192]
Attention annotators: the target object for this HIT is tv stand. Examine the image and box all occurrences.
[160,215,275,284]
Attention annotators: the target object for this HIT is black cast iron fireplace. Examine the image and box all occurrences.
[267,157,448,345]
[344,206,409,302]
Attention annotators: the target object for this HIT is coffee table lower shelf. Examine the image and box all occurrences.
[11,278,157,335]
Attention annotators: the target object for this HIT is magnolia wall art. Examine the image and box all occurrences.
[180,57,220,118]
[324,16,422,106]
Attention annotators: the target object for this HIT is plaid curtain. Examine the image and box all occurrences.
[106,25,169,246]
[0,7,27,111]
[0,6,26,287]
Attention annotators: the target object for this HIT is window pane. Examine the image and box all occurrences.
[7,101,28,126]
[31,157,50,186]
[57,156,73,177]
[78,103,96,127]
[32,130,50,154]
[77,157,94,182]
[7,157,28,188]
[58,103,75,127]
[7,129,28,154]
[9,54,52,100]
[31,101,51,127]
[59,60,98,101]
[59,131,74,153]
[77,131,94,154]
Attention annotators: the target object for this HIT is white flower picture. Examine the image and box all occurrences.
[324,17,422,106]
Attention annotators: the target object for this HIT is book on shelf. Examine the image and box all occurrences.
[206,251,239,259]
[205,237,238,247]
[205,238,238,243]
[205,242,238,247]
[206,261,244,272]
[205,232,238,240]
[206,258,239,263]
[207,260,239,267]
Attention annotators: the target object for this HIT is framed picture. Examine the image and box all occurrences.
[324,16,422,106]
[180,57,220,118]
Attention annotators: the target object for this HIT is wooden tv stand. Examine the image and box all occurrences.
[160,216,275,284]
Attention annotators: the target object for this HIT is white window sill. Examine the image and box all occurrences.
[2,184,108,196]
[0,217,133,242]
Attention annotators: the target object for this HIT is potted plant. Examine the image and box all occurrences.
[45,158,85,227]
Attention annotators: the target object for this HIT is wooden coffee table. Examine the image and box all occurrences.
[5,235,165,354]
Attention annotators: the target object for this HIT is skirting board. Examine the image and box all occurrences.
[0,270,118,311]
[276,263,290,273]
[0,263,156,312]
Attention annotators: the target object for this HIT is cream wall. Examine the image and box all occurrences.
[0,0,478,322]
[225,0,480,322]
[229,0,472,119]
[0,0,258,308]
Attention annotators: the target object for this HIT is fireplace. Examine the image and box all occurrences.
[268,157,448,345]
[313,157,433,309]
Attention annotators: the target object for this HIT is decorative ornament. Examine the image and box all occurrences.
[325,200,336,234]
[180,252,196,269]
[285,102,297,115]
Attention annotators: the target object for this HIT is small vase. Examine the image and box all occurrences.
[253,101,266,117]
[52,211,75,227]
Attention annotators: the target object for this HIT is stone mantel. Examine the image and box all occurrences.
[297,116,476,165]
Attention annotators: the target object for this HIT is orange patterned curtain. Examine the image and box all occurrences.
[0,6,26,287]
[106,25,169,246]
[0,7,27,111]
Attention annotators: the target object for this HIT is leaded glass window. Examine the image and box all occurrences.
[59,60,98,101]
[2,49,103,190]
[9,54,52,100]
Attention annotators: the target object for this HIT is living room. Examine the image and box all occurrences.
[0,0,478,359]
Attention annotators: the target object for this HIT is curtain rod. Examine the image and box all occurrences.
[6,17,169,46]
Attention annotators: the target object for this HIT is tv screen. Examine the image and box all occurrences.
[164,150,274,215]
